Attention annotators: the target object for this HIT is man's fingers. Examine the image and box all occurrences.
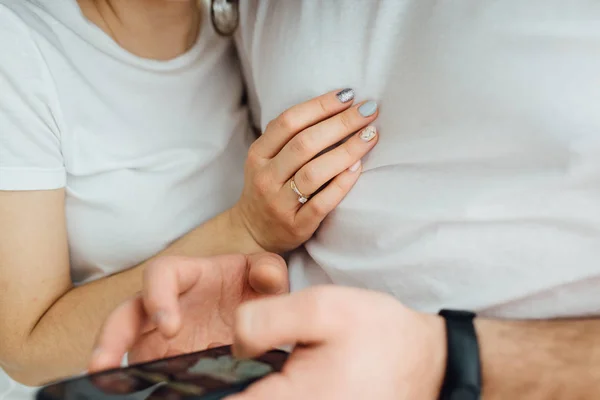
[247,253,289,295]
[89,297,145,372]
[232,287,337,359]
[251,89,356,159]
[142,255,247,338]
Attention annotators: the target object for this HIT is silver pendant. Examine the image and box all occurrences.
[211,0,239,36]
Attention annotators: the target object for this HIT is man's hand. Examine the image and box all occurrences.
[89,253,288,372]
[228,286,447,400]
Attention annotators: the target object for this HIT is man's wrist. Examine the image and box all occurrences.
[419,313,448,400]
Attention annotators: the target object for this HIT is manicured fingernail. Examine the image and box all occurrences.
[358,100,378,117]
[336,88,355,103]
[349,160,362,172]
[359,126,377,142]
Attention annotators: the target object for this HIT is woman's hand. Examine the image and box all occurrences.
[88,253,288,371]
[230,89,379,253]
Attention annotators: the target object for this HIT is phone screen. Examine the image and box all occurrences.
[36,346,288,400]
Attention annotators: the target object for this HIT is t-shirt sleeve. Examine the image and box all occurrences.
[0,7,66,191]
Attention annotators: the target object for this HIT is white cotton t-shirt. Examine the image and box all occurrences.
[237,1,600,320]
[0,0,249,398]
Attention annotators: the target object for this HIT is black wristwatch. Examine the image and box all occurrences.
[438,309,482,400]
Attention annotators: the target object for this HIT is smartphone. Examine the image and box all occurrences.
[36,346,288,400]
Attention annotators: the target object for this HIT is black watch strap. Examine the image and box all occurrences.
[438,309,482,400]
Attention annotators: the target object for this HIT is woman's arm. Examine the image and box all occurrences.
[0,89,379,386]
[0,189,261,386]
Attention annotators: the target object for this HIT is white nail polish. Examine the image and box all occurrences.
[359,126,377,142]
[349,160,362,172]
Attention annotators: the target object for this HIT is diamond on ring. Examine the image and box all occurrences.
[290,178,309,205]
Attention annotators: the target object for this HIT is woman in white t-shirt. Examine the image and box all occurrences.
[0,0,380,394]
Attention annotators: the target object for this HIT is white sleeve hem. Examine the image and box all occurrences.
[0,167,66,191]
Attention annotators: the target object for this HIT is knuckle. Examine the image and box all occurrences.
[277,215,300,237]
[307,200,329,219]
[252,172,273,195]
[264,119,278,135]
[286,223,301,238]
[246,142,263,165]
[290,133,315,156]
[338,142,355,162]
[316,97,329,115]
[275,110,296,132]
[297,164,319,187]
[330,176,351,194]
[338,111,355,132]
[280,212,297,230]
[267,200,287,220]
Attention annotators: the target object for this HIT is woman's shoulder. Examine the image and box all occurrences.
[0,2,48,80]
[0,2,60,88]
[0,2,68,191]
[0,0,61,34]
[0,0,84,57]
[0,1,37,36]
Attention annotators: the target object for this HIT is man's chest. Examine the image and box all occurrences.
[238,0,600,171]
[236,1,409,128]
[238,0,600,318]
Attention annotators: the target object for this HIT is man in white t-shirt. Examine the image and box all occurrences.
[232,1,600,398]
[93,1,600,398]
[236,0,600,318]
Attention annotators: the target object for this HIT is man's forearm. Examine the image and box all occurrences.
[475,317,600,399]
[7,210,264,386]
